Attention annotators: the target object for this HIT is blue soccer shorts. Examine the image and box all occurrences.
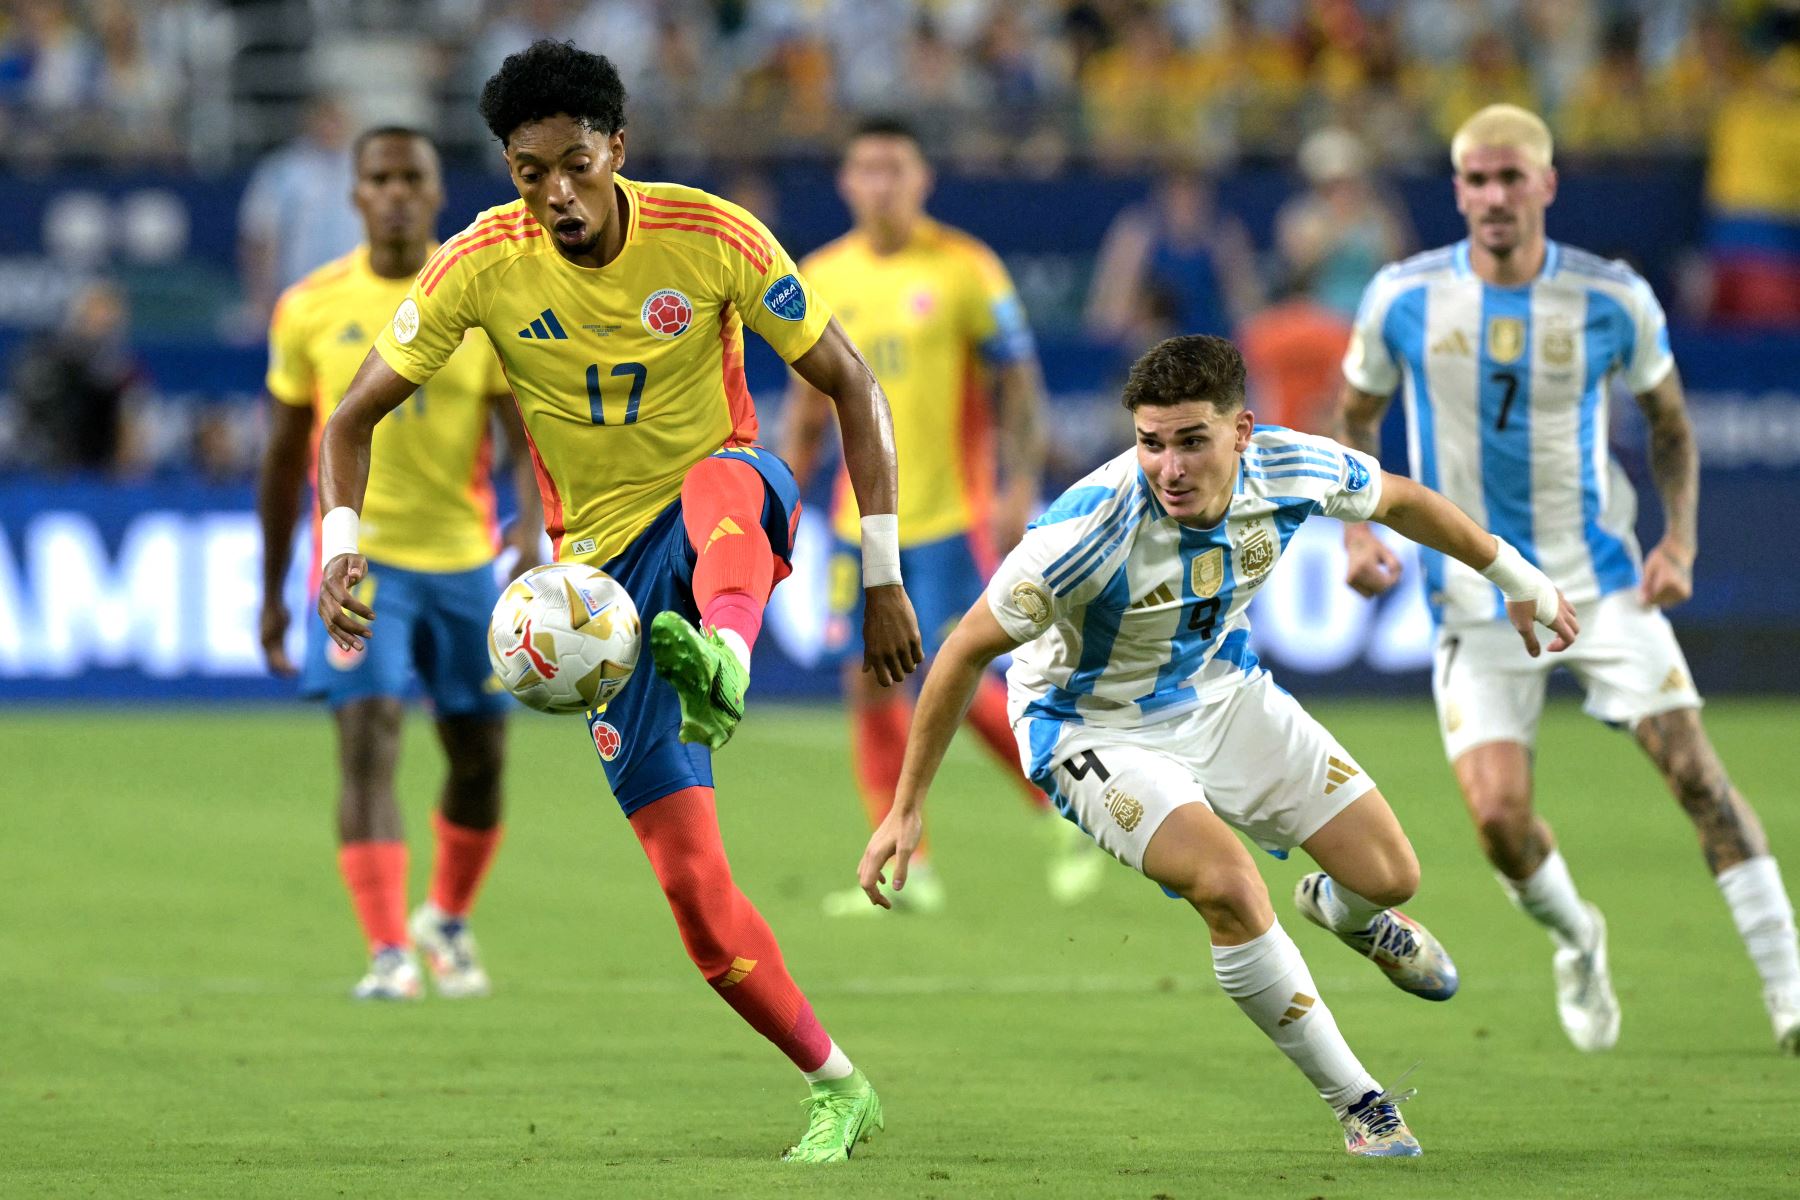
[825,528,986,661]
[583,446,802,816]
[302,557,511,717]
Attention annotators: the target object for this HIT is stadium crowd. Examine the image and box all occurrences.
[1,0,1797,476]
[0,0,1795,167]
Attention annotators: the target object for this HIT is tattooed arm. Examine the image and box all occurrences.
[1634,369,1698,608]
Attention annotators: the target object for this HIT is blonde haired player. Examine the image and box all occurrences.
[1337,102,1800,1053]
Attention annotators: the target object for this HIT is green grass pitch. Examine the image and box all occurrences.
[3,699,1796,1198]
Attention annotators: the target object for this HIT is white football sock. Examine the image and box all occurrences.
[1716,855,1800,992]
[801,1039,854,1084]
[1500,850,1597,951]
[1313,877,1387,933]
[1211,921,1379,1114]
[715,628,752,676]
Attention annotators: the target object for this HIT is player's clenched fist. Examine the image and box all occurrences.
[1343,522,1402,597]
[862,583,923,687]
[317,552,375,652]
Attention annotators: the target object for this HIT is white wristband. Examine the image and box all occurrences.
[860,514,902,588]
[1480,537,1558,623]
[320,506,361,565]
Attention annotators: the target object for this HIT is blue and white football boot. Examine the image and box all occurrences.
[1339,1080,1422,1158]
[1295,873,1459,1001]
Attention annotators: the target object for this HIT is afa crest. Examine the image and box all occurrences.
[1103,785,1144,833]
[1542,327,1575,366]
[1191,547,1224,599]
[1238,525,1276,582]
[1486,316,1526,364]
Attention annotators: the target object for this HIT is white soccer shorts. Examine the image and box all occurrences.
[1033,672,1376,871]
[1433,588,1703,762]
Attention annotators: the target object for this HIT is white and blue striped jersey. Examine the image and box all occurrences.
[1344,239,1674,626]
[987,427,1383,784]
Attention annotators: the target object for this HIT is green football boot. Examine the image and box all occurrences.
[781,1069,884,1163]
[648,611,748,750]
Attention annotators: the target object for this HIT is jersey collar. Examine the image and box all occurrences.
[1454,238,1563,285]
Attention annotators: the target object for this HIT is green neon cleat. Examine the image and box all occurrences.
[648,611,748,750]
[781,1069,884,1163]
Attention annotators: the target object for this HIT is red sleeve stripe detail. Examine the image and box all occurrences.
[418,211,534,281]
[639,219,771,273]
[638,198,773,263]
[422,226,542,295]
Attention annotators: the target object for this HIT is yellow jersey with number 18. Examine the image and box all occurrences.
[373,178,832,566]
[266,245,508,575]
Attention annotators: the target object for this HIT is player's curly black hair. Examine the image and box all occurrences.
[1121,334,1246,412]
[478,39,627,146]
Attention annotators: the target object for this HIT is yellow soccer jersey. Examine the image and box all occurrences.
[267,246,509,574]
[373,178,832,565]
[803,218,1035,547]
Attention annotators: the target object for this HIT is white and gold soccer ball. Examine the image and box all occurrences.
[487,564,640,714]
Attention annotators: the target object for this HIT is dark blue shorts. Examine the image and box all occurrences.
[583,447,802,816]
[825,529,986,659]
[302,557,510,717]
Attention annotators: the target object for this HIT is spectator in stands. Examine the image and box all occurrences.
[1703,19,1800,325]
[0,0,98,159]
[91,0,181,162]
[1238,283,1353,436]
[1657,9,1752,144]
[1427,27,1537,145]
[236,95,361,327]
[10,279,147,474]
[1084,165,1262,353]
[1274,127,1412,319]
[1080,6,1212,165]
[1560,17,1656,156]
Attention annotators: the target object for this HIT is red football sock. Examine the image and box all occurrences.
[853,693,918,830]
[630,786,833,1072]
[965,673,1049,811]
[681,456,777,652]
[338,840,409,951]
[428,811,503,919]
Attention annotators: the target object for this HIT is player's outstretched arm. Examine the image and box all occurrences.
[791,318,923,685]
[314,349,420,651]
[1332,381,1404,597]
[858,598,1022,908]
[1370,471,1579,657]
[255,396,316,676]
[1634,368,1699,608]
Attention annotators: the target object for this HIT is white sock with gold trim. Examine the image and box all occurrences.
[1212,921,1378,1113]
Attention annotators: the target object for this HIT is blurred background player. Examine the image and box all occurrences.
[258,126,542,1001]
[1337,103,1800,1054]
[859,334,1579,1158]
[238,95,362,329]
[783,116,1104,915]
[313,42,921,1162]
[1083,165,1264,357]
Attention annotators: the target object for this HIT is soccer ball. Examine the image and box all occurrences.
[487,564,640,714]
